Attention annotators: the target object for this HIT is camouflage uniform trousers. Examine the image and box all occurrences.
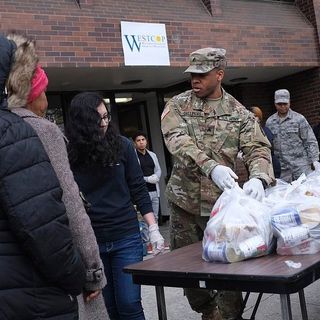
[169,202,243,320]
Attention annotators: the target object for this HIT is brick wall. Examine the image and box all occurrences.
[0,0,318,69]
[229,67,320,126]
[231,66,320,183]
[273,67,320,126]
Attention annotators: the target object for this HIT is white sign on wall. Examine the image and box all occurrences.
[121,21,170,66]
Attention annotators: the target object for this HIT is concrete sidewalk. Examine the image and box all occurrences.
[142,282,320,319]
[140,221,320,319]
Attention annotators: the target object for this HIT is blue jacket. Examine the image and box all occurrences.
[72,136,153,242]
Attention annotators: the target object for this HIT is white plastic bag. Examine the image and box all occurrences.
[202,184,273,263]
[267,173,320,255]
[295,171,320,198]
[267,172,320,201]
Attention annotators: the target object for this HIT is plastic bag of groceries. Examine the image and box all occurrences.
[293,171,320,198]
[267,173,320,255]
[265,174,307,207]
[266,172,320,202]
[265,179,290,206]
[202,184,273,263]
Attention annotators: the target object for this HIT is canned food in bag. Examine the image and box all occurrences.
[271,207,301,229]
[238,235,267,258]
[279,225,309,247]
[203,242,228,263]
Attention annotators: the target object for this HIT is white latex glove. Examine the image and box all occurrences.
[313,161,320,171]
[146,174,159,184]
[243,178,265,201]
[210,165,238,191]
[148,224,165,256]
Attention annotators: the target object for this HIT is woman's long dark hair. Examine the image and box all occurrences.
[66,92,122,168]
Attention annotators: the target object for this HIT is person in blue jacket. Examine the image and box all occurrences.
[66,92,165,320]
[249,106,281,178]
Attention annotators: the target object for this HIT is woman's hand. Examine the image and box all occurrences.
[149,224,165,255]
[83,289,101,302]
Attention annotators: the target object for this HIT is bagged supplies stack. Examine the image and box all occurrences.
[202,184,273,263]
[266,172,320,255]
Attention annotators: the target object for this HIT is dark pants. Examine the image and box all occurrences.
[169,202,243,320]
[99,233,145,320]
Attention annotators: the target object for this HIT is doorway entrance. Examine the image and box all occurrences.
[117,100,150,145]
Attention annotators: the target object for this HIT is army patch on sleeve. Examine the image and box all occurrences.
[161,105,170,121]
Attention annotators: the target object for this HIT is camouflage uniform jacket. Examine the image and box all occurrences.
[266,109,319,172]
[161,89,274,216]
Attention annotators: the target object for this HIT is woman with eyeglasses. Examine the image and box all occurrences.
[66,91,165,320]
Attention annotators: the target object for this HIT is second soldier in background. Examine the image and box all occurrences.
[266,89,320,182]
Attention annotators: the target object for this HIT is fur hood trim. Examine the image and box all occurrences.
[6,34,38,109]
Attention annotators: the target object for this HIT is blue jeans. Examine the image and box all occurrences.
[99,233,145,320]
[149,191,159,222]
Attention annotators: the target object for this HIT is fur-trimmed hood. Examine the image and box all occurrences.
[6,33,38,109]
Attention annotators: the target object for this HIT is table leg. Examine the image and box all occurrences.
[155,286,167,320]
[249,292,263,320]
[298,290,308,320]
[280,294,293,320]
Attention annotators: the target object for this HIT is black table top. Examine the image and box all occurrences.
[124,242,320,293]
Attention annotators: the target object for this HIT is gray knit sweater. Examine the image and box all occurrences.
[13,108,109,320]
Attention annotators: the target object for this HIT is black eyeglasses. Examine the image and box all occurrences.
[99,113,111,125]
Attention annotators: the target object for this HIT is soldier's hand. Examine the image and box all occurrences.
[210,165,238,191]
[148,223,165,255]
[243,178,265,201]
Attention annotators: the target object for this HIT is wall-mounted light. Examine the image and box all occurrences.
[104,98,133,104]
[120,80,142,85]
[229,77,248,83]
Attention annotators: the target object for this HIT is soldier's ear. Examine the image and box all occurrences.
[216,69,224,82]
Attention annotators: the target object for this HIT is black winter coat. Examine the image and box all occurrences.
[0,109,86,320]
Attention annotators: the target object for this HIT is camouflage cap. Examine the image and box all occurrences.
[184,48,227,74]
[274,89,290,104]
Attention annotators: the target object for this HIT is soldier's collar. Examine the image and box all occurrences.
[191,88,231,116]
[204,88,231,116]
[277,108,292,121]
[215,88,231,116]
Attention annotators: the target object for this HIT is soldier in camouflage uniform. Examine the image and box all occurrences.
[313,112,320,160]
[266,89,320,182]
[161,48,275,320]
